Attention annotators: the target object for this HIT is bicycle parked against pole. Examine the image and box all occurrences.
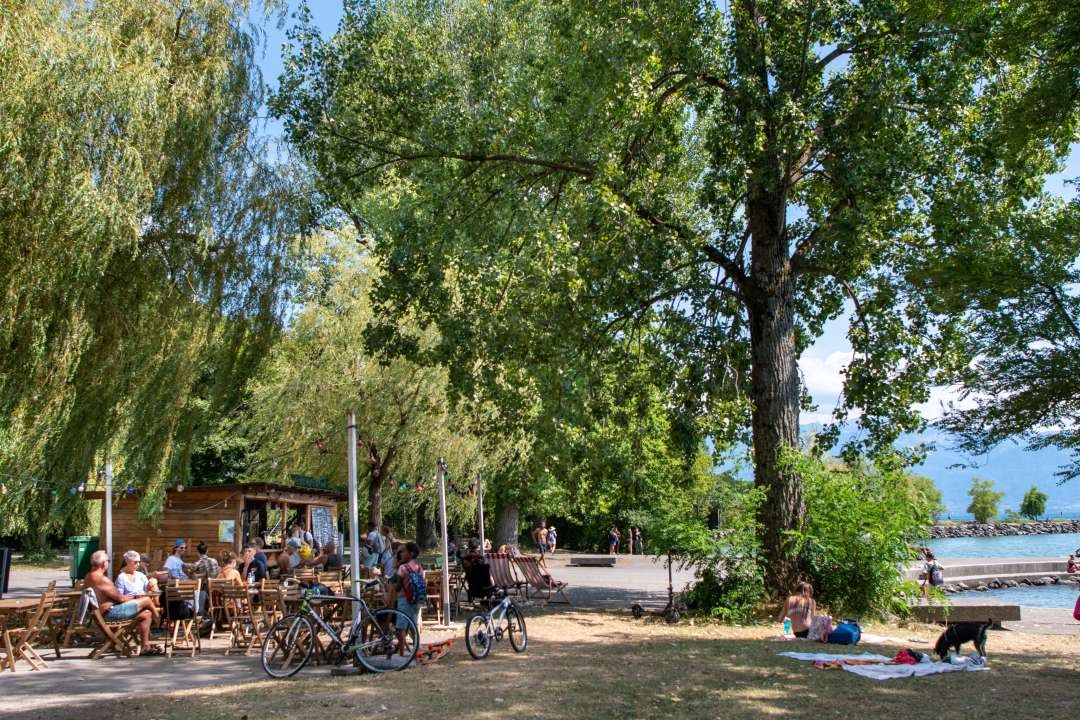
[261,581,418,678]
[465,587,527,659]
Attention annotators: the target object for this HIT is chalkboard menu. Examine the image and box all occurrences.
[311,506,336,548]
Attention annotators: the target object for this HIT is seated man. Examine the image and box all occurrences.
[192,542,220,578]
[164,539,190,580]
[311,541,343,570]
[84,550,161,655]
[240,544,268,584]
[277,539,302,572]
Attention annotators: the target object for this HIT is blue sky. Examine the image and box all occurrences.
[253,4,1079,428]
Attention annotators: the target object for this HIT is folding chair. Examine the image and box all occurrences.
[514,556,572,605]
[206,578,233,640]
[223,586,264,656]
[164,579,202,657]
[0,587,53,671]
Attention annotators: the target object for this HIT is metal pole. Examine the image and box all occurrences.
[104,460,113,579]
[437,458,451,623]
[346,412,362,622]
[476,472,486,552]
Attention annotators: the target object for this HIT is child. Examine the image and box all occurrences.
[390,542,424,657]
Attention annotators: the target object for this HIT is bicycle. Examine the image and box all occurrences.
[464,588,527,659]
[261,580,418,678]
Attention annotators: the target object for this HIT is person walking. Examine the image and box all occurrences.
[607,527,619,556]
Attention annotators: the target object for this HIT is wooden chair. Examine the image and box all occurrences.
[69,589,139,659]
[164,579,202,657]
[484,553,526,596]
[424,570,445,625]
[0,587,54,671]
[259,579,284,627]
[318,568,343,583]
[223,587,264,656]
[514,556,572,605]
[206,578,237,640]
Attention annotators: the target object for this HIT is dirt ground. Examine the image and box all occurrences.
[9,608,1077,720]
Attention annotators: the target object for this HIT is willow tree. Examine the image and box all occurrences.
[275,0,1075,591]
[0,0,305,544]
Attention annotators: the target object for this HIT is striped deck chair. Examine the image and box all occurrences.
[483,553,525,596]
[514,556,571,605]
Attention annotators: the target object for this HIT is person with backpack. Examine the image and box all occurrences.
[364,521,384,571]
[921,551,944,597]
[389,542,425,659]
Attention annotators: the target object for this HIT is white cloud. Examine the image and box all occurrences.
[798,350,851,397]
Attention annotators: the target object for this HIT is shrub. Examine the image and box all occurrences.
[785,451,933,618]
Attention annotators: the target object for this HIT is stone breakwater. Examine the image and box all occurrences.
[941,574,1080,594]
[930,520,1080,538]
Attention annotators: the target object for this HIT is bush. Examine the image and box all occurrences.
[786,451,933,618]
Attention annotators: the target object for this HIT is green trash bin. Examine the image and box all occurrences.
[66,535,99,583]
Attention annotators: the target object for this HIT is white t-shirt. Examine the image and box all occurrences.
[164,554,188,580]
[116,570,149,597]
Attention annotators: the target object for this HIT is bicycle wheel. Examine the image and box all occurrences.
[351,608,418,673]
[261,614,316,679]
[465,613,492,659]
[506,605,527,653]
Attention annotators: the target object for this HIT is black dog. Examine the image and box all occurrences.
[934,619,991,659]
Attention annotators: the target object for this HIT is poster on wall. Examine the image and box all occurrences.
[218,520,235,544]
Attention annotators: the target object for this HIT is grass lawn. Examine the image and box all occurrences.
[32,609,1079,720]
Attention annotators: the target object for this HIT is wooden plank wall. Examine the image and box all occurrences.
[103,489,241,569]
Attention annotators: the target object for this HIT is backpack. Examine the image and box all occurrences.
[403,565,427,605]
[1073,595,1080,622]
[929,562,944,586]
[827,619,861,645]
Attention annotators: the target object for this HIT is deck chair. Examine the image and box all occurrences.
[484,553,526,596]
[164,579,202,657]
[515,556,572,605]
[0,587,53,671]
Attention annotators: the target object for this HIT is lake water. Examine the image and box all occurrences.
[953,584,1079,609]
[928,532,1080,559]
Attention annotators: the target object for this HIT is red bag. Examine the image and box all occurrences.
[1073,595,1080,622]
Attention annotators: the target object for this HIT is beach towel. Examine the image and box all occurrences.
[778,651,893,663]
[841,659,987,681]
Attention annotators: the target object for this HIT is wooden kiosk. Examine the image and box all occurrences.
[92,483,344,567]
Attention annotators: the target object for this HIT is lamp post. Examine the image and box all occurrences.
[346,411,362,621]
[436,458,451,625]
[104,459,113,579]
[476,472,486,552]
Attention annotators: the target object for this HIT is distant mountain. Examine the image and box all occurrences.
[801,424,1080,519]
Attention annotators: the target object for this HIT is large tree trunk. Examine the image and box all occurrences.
[415,500,437,550]
[746,202,805,597]
[493,501,520,549]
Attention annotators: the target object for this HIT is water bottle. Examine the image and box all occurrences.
[247,569,255,587]
[783,617,792,635]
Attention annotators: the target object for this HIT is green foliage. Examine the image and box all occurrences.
[787,451,933,618]
[273,0,1080,592]
[967,478,1005,523]
[1019,485,1048,520]
[910,475,947,523]
[679,480,766,623]
[0,0,305,542]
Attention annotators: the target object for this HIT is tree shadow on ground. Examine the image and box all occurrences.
[6,611,1079,720]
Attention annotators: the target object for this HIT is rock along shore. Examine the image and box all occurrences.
[930,520,1080,538]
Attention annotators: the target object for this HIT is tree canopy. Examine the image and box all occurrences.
[274,0,1079,592]
[0,0,307,542]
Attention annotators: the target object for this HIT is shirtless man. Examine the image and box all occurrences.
[84,550,161,655]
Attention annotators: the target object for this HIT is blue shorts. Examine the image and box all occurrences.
[394,597,419,630]
[105,600,140,621]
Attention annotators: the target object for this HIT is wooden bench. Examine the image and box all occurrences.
[569,556,616,567]
[910,604,1021,627]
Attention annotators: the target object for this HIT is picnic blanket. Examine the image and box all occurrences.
[778,651,988,681]
[841,659,987,681]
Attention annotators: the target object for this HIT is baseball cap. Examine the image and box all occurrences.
[174,539,186,548]
[286,538,302,549]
